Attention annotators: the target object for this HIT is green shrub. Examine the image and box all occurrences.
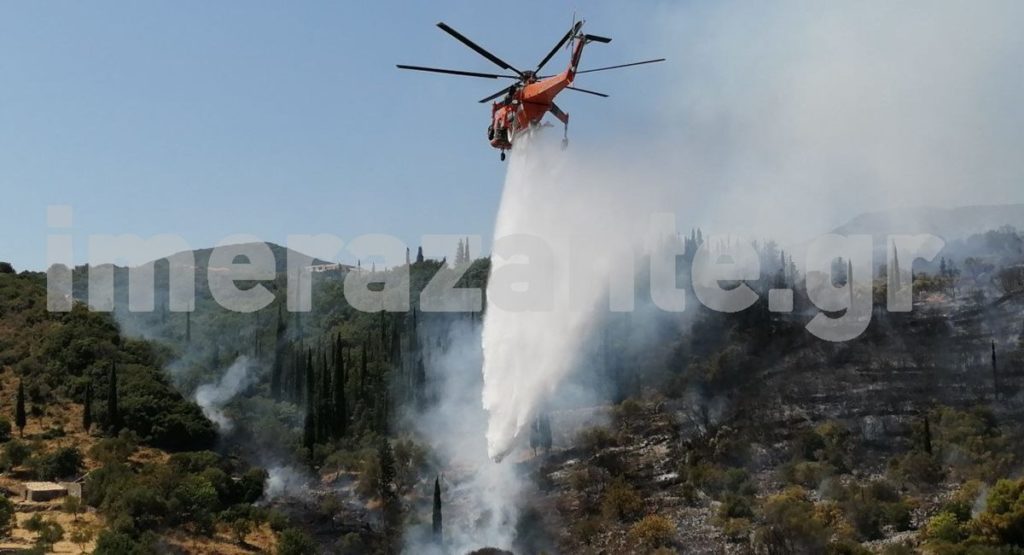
[236,467,268,504]
[61,495,83,519]
[826,539,871,554]
[628,515,675,549]
[0,495,14,538]
[831,480,912,541]
[718,492,754,520]
[93,529,158,554]
[615,398,644,422]
[4,439,32,467]
[888,450,943,488]
[784,460,836,488]
[601,477,644,522]
[568,463,607,492]
[931,407,1015,481]
[571,516,602,545]
[88,431,138,465]
[682,461,723,493]
[923,511,964,543]
[169,475,219,534]
[752,487,829,554]
[576,427,618,454]
[720,516,751,542]
[31,518,64,550]
[970,477,1024,545]
[277,527,317,555]
[30,446,83,480]
[792,421,853,472]
[0,418,11,442]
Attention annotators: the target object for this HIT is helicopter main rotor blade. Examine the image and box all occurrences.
[566,86,609,98]
[575,58,666,74]
[479,85,516,104]
[396,65,519,79]
[535,21,583,73]
[437,22,522,76]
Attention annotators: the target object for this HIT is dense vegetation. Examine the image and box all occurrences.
[0,271,215,449]
[1,222,1023,553]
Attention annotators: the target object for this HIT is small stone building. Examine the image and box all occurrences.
[22,482,67,502]
[60,480,83,499]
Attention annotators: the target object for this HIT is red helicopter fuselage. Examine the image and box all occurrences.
[487,36,583,150]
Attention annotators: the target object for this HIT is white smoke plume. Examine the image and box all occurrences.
[472,3,1024,462]
[264,465,311,500]
[637,1,1024,243]
[405,315,525,553]
[193,355,254,432]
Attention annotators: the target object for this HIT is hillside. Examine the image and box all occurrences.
[4,222,1024,554]
[831,204,1024,241]
[0,269,283,553]
[520,249,1024,553]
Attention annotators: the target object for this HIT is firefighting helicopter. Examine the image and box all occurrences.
[397,19,664,161]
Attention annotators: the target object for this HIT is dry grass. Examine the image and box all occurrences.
[163,522,277,554]
[0,504,102,554]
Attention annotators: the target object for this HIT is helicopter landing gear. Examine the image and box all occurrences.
[562,138,569,150]
[500,150,506,161]
[561,121,570,150]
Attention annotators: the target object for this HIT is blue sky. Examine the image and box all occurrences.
[5,2,1023,271]
[0,1,667,270]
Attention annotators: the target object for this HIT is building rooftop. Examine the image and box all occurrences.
[22,482,66,491]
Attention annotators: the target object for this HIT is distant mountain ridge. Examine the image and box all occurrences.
[79,242,333,274]
[173,242,333,274]
[831,203,1024,240]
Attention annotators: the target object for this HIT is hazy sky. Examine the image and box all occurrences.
[2,1,1022,270]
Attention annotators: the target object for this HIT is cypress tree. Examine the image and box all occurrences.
[319,349,331,440]
[923,414,932,455]
[270,303,286,403]
[303,347,316,453]
[378,439,396,502]
[415,246,424,264]
[292,346,304,404]
[413,354,426,411]
[539,412,552,453]
[992,341,999,399]
[270,350,283,401]
[302,402,315,455]
[360,341,368,401]
[377,388,390,435]
[185,310,191,343]
[529,415,541,456]
[390,324,404,400]
[333,336,347,438]
[305,348,314,409]
[83,381,93,433]
[108,361,121,433]
[432,476,442,540]
[15,380,26,437]
[378,438,400,548]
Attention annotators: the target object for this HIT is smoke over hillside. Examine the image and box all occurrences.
[639,1,1024,243]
